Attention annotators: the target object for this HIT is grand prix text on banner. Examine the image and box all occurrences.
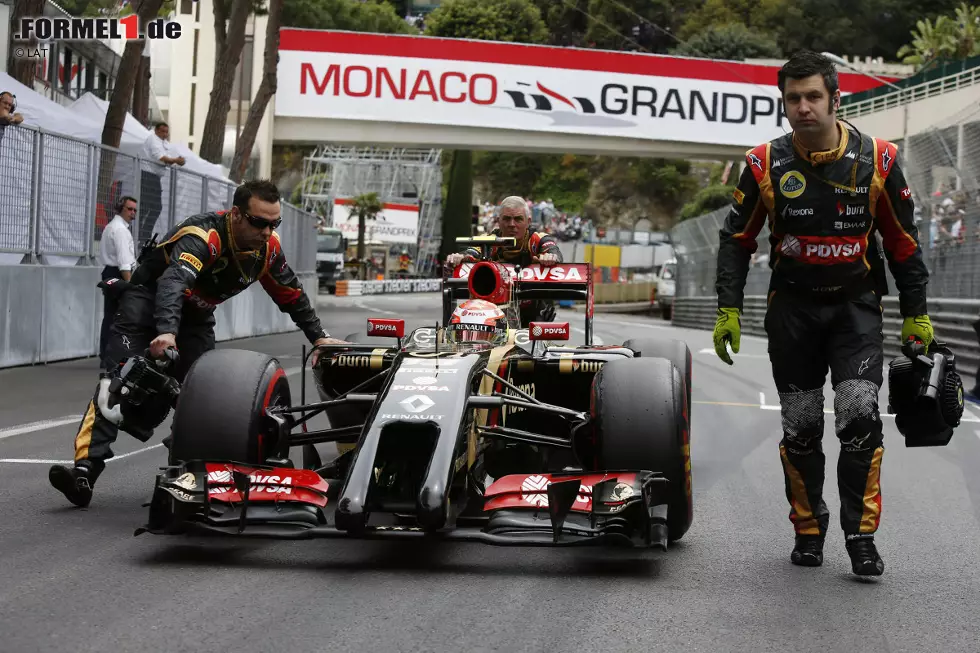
[275,30,895,149]
[332,198,419,245]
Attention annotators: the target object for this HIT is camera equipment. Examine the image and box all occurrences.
[98,348,181,442]
[887,338,965,447]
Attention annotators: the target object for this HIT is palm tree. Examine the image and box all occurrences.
[348,193,383,278]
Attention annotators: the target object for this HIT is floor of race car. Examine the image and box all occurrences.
[2,292,980,652]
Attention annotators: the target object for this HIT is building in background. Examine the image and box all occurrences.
[0,0,123,108]
[151,0,271,178]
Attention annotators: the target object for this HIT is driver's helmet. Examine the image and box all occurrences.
[447,299,507,345]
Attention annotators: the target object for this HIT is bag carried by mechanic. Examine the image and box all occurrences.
[887,338,965,447]
[98,348,180,442]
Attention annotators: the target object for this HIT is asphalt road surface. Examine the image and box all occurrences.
[3,292,980,652]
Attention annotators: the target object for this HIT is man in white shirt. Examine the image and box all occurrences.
[139,122,185,245]
[98,196,138,362]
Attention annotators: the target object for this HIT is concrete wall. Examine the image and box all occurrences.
[0,265,317,369]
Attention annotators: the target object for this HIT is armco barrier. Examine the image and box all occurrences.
[0,265,318,369]
[673,295,980,379]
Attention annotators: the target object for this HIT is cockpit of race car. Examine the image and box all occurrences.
[139,236,695,554]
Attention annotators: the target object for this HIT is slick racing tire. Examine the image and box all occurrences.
[592,357,693,542]
[169,349,291,465]
[623,337,692,431]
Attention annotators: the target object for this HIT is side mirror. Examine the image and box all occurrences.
[367,318,405,339]
[528,322,570,341]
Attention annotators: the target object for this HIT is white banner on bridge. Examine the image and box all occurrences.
[332,198,419,245]
[276,30,892,149]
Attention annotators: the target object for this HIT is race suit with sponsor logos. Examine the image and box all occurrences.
[716,122,929,539]
[131,210,326,343]
[460,227,564,325]
[69,210,328,482]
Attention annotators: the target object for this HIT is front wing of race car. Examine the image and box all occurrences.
[137,463,673,550]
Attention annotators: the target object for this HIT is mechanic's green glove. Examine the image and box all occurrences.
[713,307,741,366]
[902,315,934,352]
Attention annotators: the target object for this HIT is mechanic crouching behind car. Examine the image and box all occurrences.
[445,195,563,326]
[713,51,934,577]
[49,179,348,508]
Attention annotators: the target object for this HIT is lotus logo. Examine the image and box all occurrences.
[400,394,435,413]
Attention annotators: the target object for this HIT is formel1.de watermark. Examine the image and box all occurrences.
[10,15,184,61]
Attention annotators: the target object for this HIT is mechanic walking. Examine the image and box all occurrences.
[50,180,347,508]
[97,196,138,363]
[445,195,563,326]
[713,51,933,576]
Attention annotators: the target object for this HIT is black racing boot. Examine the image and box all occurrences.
[845,534,884,576]
[791,534,825,567]
[48,463,94,508]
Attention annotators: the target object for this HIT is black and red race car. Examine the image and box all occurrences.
[138,238,694,551]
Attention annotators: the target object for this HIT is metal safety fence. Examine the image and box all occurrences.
[0,123,316,273]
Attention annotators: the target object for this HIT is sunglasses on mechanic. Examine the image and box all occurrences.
[238,207,282,230]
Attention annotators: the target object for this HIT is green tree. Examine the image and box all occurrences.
[348,192,383,273]
[679,184,736,221]
[282,0,415,33]
[424,0,549,42]
[671,23,783,60]
[897,3,980,66]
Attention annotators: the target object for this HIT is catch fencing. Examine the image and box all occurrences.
[0,123,316,273]
[0,123,320,369]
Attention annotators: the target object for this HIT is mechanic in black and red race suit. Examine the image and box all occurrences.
[49,179,348,508]
[445,195,563,326]
[713,51,934,577]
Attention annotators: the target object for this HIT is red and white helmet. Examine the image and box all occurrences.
[447,299,507,345]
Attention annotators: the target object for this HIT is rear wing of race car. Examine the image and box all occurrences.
[444,260,595,344]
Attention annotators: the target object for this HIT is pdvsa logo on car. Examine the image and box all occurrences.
[531,324,569,338]
[391,384,450,392]
[14,13,186,43]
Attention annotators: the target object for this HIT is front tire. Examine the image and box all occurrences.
[592,357,693,542]
[169,349,291,465]
[623,337,692,431]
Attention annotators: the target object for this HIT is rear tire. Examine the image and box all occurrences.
[169,349,291,465]
[623,337,692,431]
[592,358,693,542]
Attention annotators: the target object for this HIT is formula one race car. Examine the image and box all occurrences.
[138,237,694,551]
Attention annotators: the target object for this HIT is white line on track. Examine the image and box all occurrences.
[354,300,397,315]
[571,326,603,345]
[0,416,83,441]
[0,443,163,465]
[0,362,309,459]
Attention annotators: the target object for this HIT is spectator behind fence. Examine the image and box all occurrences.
[98,196,138,363]
[0,91,25,147]
[139,122,185,246]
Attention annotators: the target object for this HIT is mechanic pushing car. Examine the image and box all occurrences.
[713,51,933,577]
[445,195,563,325]
[49,179,347,508]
